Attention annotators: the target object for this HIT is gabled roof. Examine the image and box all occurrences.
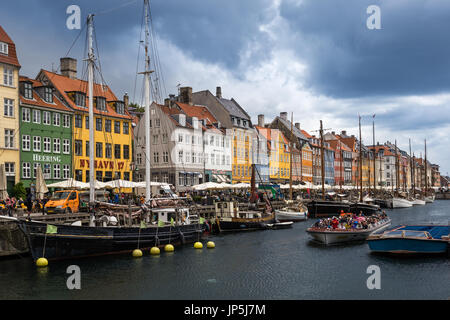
[217,97,251,121]
[0,25,20,68]
[174,102,217,125]
[38,69,131,120]
[272,116,308,141]
[19,75,72,113]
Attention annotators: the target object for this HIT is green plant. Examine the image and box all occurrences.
[11,182,26,199]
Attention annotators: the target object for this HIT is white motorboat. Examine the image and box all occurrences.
[392,197,413,208]
[275,208,307,222]
[306,218,391,245]
[411,198,426,206]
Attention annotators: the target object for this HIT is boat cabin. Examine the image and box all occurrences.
[152,207,198,225]
[214,201,262,219]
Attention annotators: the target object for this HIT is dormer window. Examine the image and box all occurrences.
[74,92,86,107]
[21,82,33,99]
[95,97,106,111]
[0,42,8,55]
[115,101,125,114]
[44,87,53,103]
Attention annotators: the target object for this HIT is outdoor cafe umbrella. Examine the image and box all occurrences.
[35,165,48,200]
[0,164,8,200]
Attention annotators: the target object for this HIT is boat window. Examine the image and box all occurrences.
[403,231,428,238]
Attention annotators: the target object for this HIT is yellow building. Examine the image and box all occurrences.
[37,60,132,184]
[0,26,21,193]
[232,127,253,183]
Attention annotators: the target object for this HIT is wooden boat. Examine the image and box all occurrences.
[350,202,381,216]
[275,208,307,222]
[392,197,413,208]
[367,225,450,254]
[411,198,426,206]
[306,218,391,245]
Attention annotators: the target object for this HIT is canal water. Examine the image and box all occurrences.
[0,201,449,300]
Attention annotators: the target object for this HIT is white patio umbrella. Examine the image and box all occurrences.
[46,178,90,189]
[0,164,8,199]
[35,166,48,200]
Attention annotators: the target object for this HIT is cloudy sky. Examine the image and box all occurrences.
[2,0,449,174]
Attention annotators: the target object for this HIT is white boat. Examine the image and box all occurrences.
[424,195,435,203]
[275,208,307,222]
[306,218,391,245]
[392,197,413,208]
[411,198,426,206]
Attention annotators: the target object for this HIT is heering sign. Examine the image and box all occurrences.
[33,154,62,163]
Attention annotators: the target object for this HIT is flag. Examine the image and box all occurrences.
[199,217,205,224]
[157,220,165,227]
[46,224,57,234]
[140,220,147,229]
[170,217,174,226]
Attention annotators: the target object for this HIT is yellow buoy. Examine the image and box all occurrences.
[164,244,174,252]
[150,247,160,255]
[206,241,215,249]
[36,257,48,267]
[132,249,143,257]
[194,242,203,249]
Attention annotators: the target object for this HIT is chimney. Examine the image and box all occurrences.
[60,57,77,79]
[331,131,335,136]
[258,114,265,127]
[295,123,300,130]
[123,92,129,108]
[280,112,288,121]
[179,87,193,105]
[341,130,347,136]
[216,86,222,99]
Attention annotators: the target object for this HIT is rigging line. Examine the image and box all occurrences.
[133,0,145,104]
[95,0,140,16]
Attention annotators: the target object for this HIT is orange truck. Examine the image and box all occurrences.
[44,190,80,214]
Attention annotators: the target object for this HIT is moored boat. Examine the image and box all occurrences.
[424,195,435,203]
[367,225,450,255]
[306,217,391,245]
[411,198,426,206]
[350,202,380,216]
[392,197,413,208]
[306,200,351,218]
[275,208,307,222]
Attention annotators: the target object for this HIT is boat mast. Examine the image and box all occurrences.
[87,14,95,210]
[289,113,293,201]
[320,120,325,201]
[409,139,412,195]
[395,140,399,196]
[358,115,363,202]
[143,0,153,202]
[372,115,376,192]
[424,139,428,195]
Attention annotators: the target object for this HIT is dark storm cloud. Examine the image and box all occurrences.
[279,0,450,98]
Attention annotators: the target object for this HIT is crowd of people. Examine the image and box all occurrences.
[312,211,389,231]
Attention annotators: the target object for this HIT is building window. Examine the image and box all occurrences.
[53,138,60,153]
[95,97,106,111]
[63,139,70,154]
[63,165,70,179]
[152,134,158,145]
[103,119,111,133]
[153,152,159,163]
[74,92,86,107]
[178,134,183,143]
[136,153,142,165]
[22,135,30,151]
[43,137,51,153]
[123,145,130,159]
[63,114,70,128]
[105,143,112,158]
[43,111,51,125]
[163,151,169,163]
[43,164,51,179]
[53,113,60,126]
[75,140,82,156]
[75,114,82,128]
[75,170,83,181]
[33,136,41,151]
[33,109,41,124]
[5,129,15,148]
[123,172,130,181]
[114,144,121,159]
[114,121,120,133]
[86,141,90,157]
[22,162,31,179]
[178,150,183,163]
[123,122,129,134]
[53,164,61,179]
[5,163,15,176]
[22,108,30,122]
[0,42,8,55]
[96,171,103,181]
[115,102,125,114]
[3,98,14,117]
[43,87,53,103]
[3,67,13,86]
[96,118,102,131]
[96,142,103,158]
[23,82,33,99]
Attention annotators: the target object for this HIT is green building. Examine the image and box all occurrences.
[19,76,72,189]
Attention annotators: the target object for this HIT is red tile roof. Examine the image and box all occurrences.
[39,69,131,120]
[0,25,20,68]
[174,102,217,125]
[19,75,72,113]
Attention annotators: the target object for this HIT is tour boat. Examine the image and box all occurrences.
[306,218,391,245]
[392,197,413,208]
[367,225,450,254]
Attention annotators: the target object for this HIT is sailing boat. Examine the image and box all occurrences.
[423,139,435,203]
[392,140,413,208]
[13,5,205,262]
[275,113,307,222]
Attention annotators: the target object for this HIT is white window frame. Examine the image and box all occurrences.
[22,107,30,122]
[33,136,41,151]
[63,114,70,128]
[22,135,30,151]
[53,113,60,126]
[63,139,70,154]
[43,164,51,179]
[0,42,8,55]
[33,109,41,124]
[53,164,61,179]
[22,162,31,179]
[3,66,13,86]
[4,98,14,117]
[43,111,51,125]
[4,129,14,148]
[43,137,51,153]
[63,165,70,179]
[53,138,60,153]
